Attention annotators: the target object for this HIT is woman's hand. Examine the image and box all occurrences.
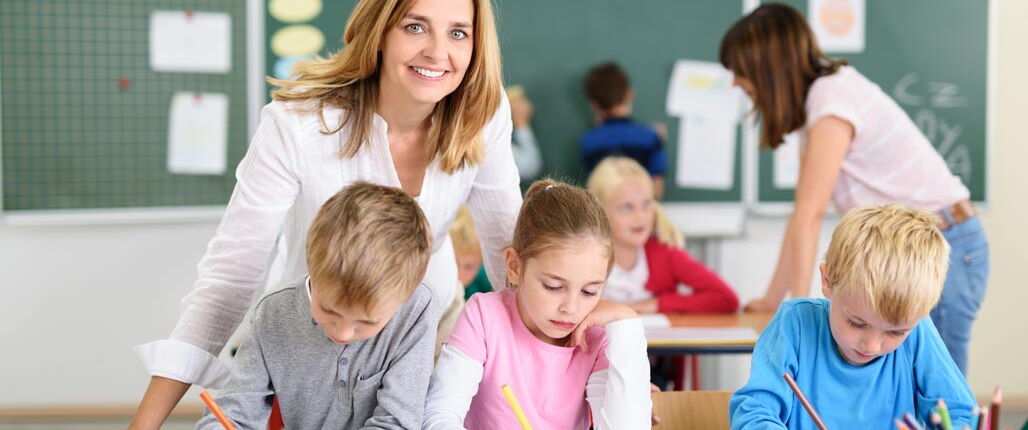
[569,300,637,350]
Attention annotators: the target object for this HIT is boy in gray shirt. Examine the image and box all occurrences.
[197,182,438,429]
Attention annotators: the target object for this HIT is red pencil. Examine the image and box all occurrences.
[989,387,1001,430]
[200,390,237,430]
[783,373,829,430]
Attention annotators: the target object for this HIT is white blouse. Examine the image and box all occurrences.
[602,247,652,303]
[135,94,521,386]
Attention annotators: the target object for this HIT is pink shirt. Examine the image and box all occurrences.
[445,289,610,430]
[803,66,969,214]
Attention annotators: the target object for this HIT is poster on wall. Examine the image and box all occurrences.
[809,0,865,53]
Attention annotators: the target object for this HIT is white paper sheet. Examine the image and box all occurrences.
[666,60,744,120]
[639,314,672,329]
[773,132,802,189]
[168,92,228,175]
[150,11,231,73]
[645,327,758,343]
[809,0,865,53]
[675,115,737,190]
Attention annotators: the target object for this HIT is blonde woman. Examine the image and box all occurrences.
[129,0,520,427]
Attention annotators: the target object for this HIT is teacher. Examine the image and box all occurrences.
[129,0,521,427]
[719,3,988,374]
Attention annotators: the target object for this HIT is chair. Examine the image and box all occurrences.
[652,390,732,430]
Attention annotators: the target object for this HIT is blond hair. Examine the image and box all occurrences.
[824,204,950,324]
[449,205,480,256]
[306,181,431,313]
[268,0,503,174]
[587,157,684,248]
[512,179,614,272]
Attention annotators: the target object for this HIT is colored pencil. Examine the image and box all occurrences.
[501,384,534,430]
[783,373,829,430]
[905,412,926,430]
[977,408,988,430]
[897,418,912,430]
[989,387,1002,430]
[939,399,954,430]
[931,412,943,430]
[199,390,237,430]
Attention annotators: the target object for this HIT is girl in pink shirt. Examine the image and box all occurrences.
[422,179,652,430]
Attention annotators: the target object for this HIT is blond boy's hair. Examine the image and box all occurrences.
[306,182,431,313]
[587,156,685,249]
[824,204,950,325]
[449,206,480,256]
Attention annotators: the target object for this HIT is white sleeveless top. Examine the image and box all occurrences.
[803,66,969,214]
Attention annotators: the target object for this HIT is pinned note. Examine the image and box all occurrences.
[675,115,737,190]
[167,92,228,175]
[810,0,865,53]
[149,11,231,73]
[666,60,744,119]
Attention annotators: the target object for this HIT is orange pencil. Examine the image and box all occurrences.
[895,418,911,430]
[783,373,829,430]
[200,390,237,430]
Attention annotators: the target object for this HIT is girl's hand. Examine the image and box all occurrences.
[628,298,658,314]
[650,383,662,426]
[743,295,780,312]
[569,299,637,350]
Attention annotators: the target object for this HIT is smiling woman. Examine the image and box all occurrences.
[128,0,521,428]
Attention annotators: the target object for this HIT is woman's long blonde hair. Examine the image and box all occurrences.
[268,0,503,174]
[587,157,685,249]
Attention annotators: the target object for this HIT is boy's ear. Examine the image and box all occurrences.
[625,88,636,104]
[819,263,833,299]
[504,248,523,287]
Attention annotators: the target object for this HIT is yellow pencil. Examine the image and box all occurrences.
[501,384,533,430]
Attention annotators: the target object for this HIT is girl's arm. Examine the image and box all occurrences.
[467,92,524,290]
[130,102,303,429]
[585,318,652,429]
[422,345,483,430]
[656,247,739,313]
[746,117,852,311]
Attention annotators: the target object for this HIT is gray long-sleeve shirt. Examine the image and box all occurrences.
[196,278,438,430]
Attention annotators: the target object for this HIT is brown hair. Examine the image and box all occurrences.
[824,205,950,325]
[511,179,614,272]
[268,0,503,174]
[719,2,848,149]
[306,181,431,313]
[584,62,630,112]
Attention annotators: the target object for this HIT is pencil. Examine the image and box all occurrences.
[976,408,988,430]
[904,412,926,430]
[199,390,237,430]
[782,373,829,430]
[989,386,1001,430]
[897,418,911,430]
[939,399,953,430]
[501,384,534,430]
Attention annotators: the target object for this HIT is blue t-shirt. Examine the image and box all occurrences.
[580,117,666,176]
[730,298,975,430]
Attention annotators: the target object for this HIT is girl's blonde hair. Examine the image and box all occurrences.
[511,179,614,272]
[449,205,480,256]
[268,0,503,174]
[587,157,685,249]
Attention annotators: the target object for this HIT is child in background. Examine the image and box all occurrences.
[423,179,652,430]
[730,205,975,429]
[195,182,438,429]
[587,157,738,314]
[581,62,667,197]
[507,86,543,181]
[450,206,493,300]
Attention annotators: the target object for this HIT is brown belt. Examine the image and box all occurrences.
[937,199,975,231]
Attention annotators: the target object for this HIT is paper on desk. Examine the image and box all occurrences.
[645,327,758,344]
[665,60,744,119]
[675,115,737,190]
[150,11,231,73]
[167,92,228,175]
[773,132,802,189]
[639,313,672,329]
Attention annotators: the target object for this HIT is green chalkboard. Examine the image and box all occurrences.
[264,0,746,202]
[757,0,989,203]
[0,0,250,213]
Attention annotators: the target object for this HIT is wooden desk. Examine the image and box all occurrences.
[652,390,732,430]
[646,311,775,355]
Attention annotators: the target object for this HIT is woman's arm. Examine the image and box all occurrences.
[746,117,852,311]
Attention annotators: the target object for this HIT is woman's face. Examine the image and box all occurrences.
[732,74,756,101]
[379,0,475,109]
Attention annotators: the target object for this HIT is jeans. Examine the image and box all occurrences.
[929,213,989,375]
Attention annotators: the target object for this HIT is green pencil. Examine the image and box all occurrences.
[938,399,953,430]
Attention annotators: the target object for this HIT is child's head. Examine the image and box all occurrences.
[449,205,482,287]
[584,62,633,117]
[587,157,684,249]
[820,205,949,365]
[505,179,613,345]
[306,181,431,345]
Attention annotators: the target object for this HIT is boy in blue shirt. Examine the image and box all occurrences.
[731,205,976,429]
[581,62,667,196]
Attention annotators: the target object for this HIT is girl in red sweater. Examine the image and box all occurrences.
[587,157,739,314]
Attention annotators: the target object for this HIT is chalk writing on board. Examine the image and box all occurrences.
[892,72,972,183]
